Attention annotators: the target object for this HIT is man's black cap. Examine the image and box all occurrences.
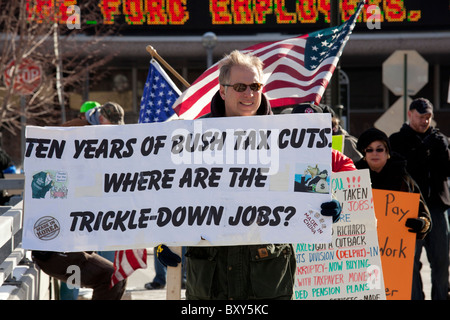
[409,98,433,114]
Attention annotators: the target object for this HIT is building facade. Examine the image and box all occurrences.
[4,0,450,168]
[66,0,449,138]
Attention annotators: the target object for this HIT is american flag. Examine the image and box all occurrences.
[111,249,147,287]
[173,0,364,120]
[138,59,181,123]
[111,0,364,288]
[111,60,182,288]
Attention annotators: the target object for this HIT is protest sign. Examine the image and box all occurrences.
[372,189,419,300]
[294,169,386,300]
[23,113,334,252]
[332,135,344,153]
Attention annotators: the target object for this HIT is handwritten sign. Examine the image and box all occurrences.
[23,114,335,252]
[294,169,386,300]
[372,189,419,300]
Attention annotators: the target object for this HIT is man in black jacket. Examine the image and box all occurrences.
[32,102,127,300]
[390,98,450,300]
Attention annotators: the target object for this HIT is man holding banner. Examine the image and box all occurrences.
[31,102,127,300]
[157,50,342,300]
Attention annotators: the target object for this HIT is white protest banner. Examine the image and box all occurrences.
[23,114,333,252]
[294,169,386,300]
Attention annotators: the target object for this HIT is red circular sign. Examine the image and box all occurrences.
[3,59,42,95]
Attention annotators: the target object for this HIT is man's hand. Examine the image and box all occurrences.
[156,244,181,267]
[320,199,341,223]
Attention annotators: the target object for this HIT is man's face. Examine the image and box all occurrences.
[220,65,262,117]
[99,115,112,125]
[408,109,432,133]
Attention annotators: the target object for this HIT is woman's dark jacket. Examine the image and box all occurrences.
[355,153,431,240]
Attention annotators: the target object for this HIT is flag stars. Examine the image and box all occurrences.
[304,7,359,72]
[139,62,180,123]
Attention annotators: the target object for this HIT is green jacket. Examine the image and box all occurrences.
[186,91,295,300]
[186,244,296,300]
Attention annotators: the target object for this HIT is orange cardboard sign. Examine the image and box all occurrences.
[372,189,419,300]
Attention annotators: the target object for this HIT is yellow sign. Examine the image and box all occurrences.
[332,135,344,153]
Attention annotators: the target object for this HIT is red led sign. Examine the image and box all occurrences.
[25,0,450,34]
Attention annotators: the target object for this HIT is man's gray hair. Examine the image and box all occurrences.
[218,50,264,85]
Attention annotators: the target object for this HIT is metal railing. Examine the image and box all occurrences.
[0,176,53,300]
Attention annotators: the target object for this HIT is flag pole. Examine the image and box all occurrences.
[144,45,185,299]
[146,45,190,88]
[146,44,186,300]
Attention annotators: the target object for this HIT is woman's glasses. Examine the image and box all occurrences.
[222,83,263,92]
[365,148,386,153]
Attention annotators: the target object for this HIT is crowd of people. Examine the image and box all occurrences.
[24,50,449,300]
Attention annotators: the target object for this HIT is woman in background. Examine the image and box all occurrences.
[355,127,432,299]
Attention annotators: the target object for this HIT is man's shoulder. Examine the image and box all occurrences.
[389,131,402,139]
[431,127,449,139]
[61,117,89,127]
[199,113,212,119]
[389,124,411,139]
[389,131,404,143]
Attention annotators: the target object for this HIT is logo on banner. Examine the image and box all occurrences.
[303,210,327,234]
[34,216,61,241]
[31,170,68,199]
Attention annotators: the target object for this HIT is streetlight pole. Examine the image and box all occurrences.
[202,32,217,68]
[330,0,341,116]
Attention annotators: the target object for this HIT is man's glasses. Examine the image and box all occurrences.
[222,83,263,92]
[365,148,385,153]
